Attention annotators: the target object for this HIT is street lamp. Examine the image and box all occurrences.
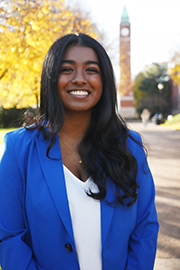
[157,83,164,116]
[157,83,164,91]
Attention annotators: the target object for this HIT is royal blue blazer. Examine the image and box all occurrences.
[0,128,159,270]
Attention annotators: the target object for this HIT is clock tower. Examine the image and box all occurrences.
[119,6,135,118]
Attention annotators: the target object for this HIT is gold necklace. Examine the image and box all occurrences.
[59,136,83,165]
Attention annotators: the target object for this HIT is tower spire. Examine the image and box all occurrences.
[121,6,129,23]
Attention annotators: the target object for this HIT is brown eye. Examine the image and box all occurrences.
[60,67,73,73]
[86,67,99,73]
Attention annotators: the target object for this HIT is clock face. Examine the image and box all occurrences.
[121,27,129,36]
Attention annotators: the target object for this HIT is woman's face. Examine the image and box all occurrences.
[57,45,103,114]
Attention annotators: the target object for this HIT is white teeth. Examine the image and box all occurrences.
[69,90,89,96]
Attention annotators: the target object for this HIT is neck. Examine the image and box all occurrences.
[59,111,91,141]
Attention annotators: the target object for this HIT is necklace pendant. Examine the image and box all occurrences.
[59,136,83,166]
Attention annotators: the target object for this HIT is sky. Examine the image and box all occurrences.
[65,0,180,83]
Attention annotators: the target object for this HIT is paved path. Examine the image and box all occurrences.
[127,121,180,270]
[0,123,180,269]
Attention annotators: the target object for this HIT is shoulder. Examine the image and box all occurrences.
[127,129,143,153]
[4,126,39,144]
[3,126,41,155]
[126,129,147,166]
[1,127,46,171]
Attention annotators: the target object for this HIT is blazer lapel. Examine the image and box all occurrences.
[35,134,75,244]
[101,178,115,246]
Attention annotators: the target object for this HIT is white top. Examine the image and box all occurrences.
[63,165,102,270]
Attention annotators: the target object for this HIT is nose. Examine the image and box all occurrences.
[71,69,86,85]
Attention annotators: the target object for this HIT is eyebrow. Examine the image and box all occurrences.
[61,59,100,67]
[86,60,100,67]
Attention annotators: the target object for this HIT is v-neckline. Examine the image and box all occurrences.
[63,165,90,184]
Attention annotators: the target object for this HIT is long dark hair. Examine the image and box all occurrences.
[31,33,139,206]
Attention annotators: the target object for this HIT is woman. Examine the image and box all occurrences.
[0,33,159,270]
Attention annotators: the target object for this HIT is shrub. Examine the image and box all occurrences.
[0,107,37,128]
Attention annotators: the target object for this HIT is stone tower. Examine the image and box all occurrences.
[119,6,135,118]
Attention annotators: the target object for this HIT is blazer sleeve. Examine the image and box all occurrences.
[126,133,159,270]
[0,133,45,270]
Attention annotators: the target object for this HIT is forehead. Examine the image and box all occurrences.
[62,45,99,62]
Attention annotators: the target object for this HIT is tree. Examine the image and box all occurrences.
[168,45,180,87]
[133,63,172,117]
[132,72,146,111]
[0,0,99,109]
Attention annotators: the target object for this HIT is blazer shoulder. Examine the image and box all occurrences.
[4,127,40,150]
[127,129,143,153]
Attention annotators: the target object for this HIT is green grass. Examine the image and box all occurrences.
[162,113,180,130]
[0,128,16,143]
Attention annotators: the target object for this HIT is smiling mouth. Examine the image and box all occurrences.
[68,90,90,96]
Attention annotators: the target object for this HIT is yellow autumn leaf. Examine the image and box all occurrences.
[0,0,102,109]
